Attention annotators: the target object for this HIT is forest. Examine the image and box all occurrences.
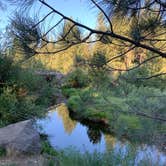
[0,0,166,166]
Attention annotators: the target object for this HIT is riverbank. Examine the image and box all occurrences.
[2,141,164,166]
[0,108,165,166]
[62,84,166,152]
[37,105,166,165]
[1,142,165,166]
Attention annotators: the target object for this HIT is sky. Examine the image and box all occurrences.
[0,0,98,31]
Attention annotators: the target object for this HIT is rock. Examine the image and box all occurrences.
[0,120,41,156]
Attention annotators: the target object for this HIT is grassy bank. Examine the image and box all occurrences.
[0,138,164,166]
[62,68,166,148]
[40,140,157,166]
[0,143,156,166]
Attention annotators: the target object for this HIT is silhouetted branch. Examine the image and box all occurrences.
[107,55,160,71]
[137,72,166,80]
[106,46,136,63]
[37,0,166,58]
[90,0,113,32]
[32,11,54,28]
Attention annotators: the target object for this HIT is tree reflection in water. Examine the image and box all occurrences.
[57,103,77,134]
[87,127,102,144]
[104,134,116,151]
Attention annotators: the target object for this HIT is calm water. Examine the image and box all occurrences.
[37,103,166,165]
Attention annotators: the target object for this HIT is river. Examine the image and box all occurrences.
[37,103,166,165]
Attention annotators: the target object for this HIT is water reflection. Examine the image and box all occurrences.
[37,104,166,165]
[38,104,105,152]
[56,104,77,134]
[87,127,102,144]
[104,134,116,151]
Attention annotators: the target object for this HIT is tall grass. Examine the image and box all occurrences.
[57,148,155,166]
[41,146,159,166]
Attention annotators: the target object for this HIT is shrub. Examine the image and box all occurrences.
[0,147,6,157]
[36,83,57,107]
[0,55,57,126]
[67,95,84,112]
[79,88,93,102]
[41,141,57,156]
[0,87,44,124]
[0,56,13,83]
[62,88,80,98]
[64,69,89,88]
[115,114,143,138]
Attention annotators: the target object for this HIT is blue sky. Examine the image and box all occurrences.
[0,0,98,31]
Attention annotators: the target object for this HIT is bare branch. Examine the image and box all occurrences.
[137,72,166,80]
[107,55,160,71]
[42,18,63,37]
[106,46,136,63]
[90,0,113,32]
[32,11,54,28]
[38,0,166,58]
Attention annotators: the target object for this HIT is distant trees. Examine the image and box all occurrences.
[2,0,166,78]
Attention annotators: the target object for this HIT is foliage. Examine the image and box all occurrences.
[57,20,82,47]
[9,12,41,59]
[40,141,156,166]
[0,147,6,157]
[115,115,142,137]
[89,52,107,69]
[41,141,57,156]
[64,68,89,88]
[0,55,57,126]
[67,95,84,113]
[64,65,166,143]
[62,88,80,98]
[56,147,155,166]
[1,0,166,155]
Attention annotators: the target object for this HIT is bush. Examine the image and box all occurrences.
[0,87,44,124]
[64,69,89,88]
[0,56,14,83]
[41,141,57,156]
[115,115,143,138]
[62,88,80,98]
[67,95,84,112]
[36,83,57,107]
[0,55,57,126]
[0,147,6,157]
[84,107,107,119]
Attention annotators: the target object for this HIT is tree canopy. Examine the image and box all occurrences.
[5,0,165,55]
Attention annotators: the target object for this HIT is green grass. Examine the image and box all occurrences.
[56,147,155,166]
[40,139,156,166]
[41,141,57,156]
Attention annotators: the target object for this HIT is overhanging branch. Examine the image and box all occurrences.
[38,0,166,58]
